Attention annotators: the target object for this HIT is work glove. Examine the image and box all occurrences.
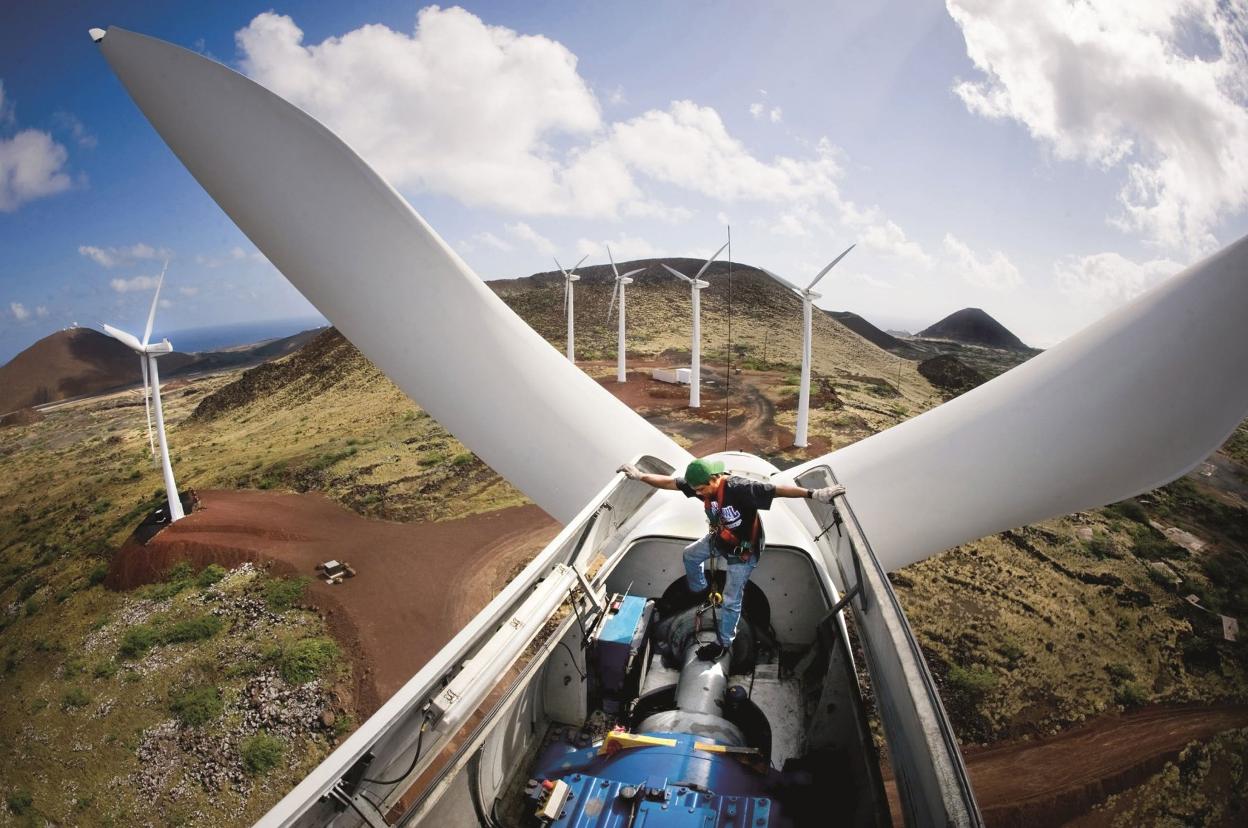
[617,463,642,480]
[811,484,845,503]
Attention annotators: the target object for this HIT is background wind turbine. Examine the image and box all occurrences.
[555,255,587,362]
[763,244,855,447]
[101,263,185,523]
[605,245,644,383]
[662,241,727,408]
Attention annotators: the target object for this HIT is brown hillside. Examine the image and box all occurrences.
[0,328,193,414]
[918,307,1030,351]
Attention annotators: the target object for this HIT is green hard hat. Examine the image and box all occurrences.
[684,458,725,487]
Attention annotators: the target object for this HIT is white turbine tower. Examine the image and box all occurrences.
[662,242,727,408]
[102,263,185,523]
[763,244,855,448]
[605,245,644,383]
[554,255,587,362]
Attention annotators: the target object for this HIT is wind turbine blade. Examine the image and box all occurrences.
[661,263,693,283]
[101,323,144,352]
[553,256,566,276]
[782,235,1248,571]
[140,355,156,457]
[606,244,619,278]
[570,254,588,276]
[142,259,168,346]
[760,268,806,297]
[94,26,688,522]
[620,267,645,280]
[694,241,730,281]
[606,280,619,323]
[806,244,855,291]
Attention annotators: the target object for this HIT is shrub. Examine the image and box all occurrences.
[451,452,475,467]
[279,637,340,684]
[170,685,223,726]
[1115,682,1148,707]
[24,597,39,616]
[947,663,998,699]
[61,686,90,710]
[119,624,161,658]
[264,577,308,612]
[63,657,86,678]
[241,733,285,775]
[1086,533,1117,560]
[6,788,32,816]
[1107,499,1149,524]
[1104,662,1135,683]
[18,577,41,600]
[93,660,118,680]
[163,614,223,644]
[196,564,227,588]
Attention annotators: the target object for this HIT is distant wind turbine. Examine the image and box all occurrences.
[662,241,727,408]
[605,246,644,383]
[763,244,855,447]
[554,255,588,362]
[101,261,185,523]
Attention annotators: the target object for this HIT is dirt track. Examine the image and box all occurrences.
[109,490,558,715]
[884,704,1248,826]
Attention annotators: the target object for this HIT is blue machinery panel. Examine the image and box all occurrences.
[530,733,780,827]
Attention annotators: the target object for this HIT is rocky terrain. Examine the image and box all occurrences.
[919,307,1032,351]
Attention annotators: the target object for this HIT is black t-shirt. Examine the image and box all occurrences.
[676,475,777,553]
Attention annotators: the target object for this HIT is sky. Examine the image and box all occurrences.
[2,0,1247,362]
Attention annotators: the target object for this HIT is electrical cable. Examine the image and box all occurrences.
[555,640,587,680]
[723,224,733,451]
[345,792,386,826]
[361,714,431,786]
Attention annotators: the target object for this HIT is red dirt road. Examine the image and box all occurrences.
[883,704,1248,827]
[109,489,558,715]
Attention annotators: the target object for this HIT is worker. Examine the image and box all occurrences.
[618,458,844,660]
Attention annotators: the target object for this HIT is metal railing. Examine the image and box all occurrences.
[795,465,983,828]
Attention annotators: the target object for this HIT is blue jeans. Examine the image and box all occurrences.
[683,534,758,647]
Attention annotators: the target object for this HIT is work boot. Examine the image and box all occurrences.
[696,641,728,662]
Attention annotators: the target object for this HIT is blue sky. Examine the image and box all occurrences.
[2,0,1246,362]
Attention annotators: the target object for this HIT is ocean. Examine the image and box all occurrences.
[159,316,329,353]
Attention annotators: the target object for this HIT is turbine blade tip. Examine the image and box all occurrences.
[89,27,106,43]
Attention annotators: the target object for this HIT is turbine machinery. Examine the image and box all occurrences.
[555,254,587,363]
[661,241,727,408]
[605,245,644,383]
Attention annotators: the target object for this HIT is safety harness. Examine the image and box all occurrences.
[702,477,762,562]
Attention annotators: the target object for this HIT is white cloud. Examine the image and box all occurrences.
[847,271,896,290]
[576,234,660,261]
[51,111,97,149]
[1054,251,1182,307]
[237,8,604,216]
[947,0,1248,252]
[623,199,694,223]
[505,221,556,255]
[35,305,48,318]
[0,129,72,212]
[769,107,783,123]
[942,233,1023,290]
[10,301,29,321]
[860,219,932,266]
[749,102,765,119]
[179,286,200,297]
[159,299,173,309]
[79,242,169,269]
[472,231,513,252]
[195,245,263,268]
[110,275,161,293]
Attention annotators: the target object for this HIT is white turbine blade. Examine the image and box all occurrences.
[606,280,619,323]
[806,244,855,291]
[140,355,156,457]
[621,267,644,280]
[661,263,693,283]
[760,267,806,297]
[606,244,619,278]
[553,256,566,276]
[94,26,688,522]
[101,323,144,352]
[694,240,730,281]
[570,254,588,276]
[142,259,168,346]
[783,235,1248,571]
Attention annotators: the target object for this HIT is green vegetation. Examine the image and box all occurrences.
[264,576,308,612]
[61,686,90,710]
[241,733,285,775]
[6,788,33,816]
[947,663,998,698]
[1114,682,1148,707]
[196,563,227,587]
[163,614,224,644]
[278,637,340,684]
[118,624,162,658]
[170,685,223,726]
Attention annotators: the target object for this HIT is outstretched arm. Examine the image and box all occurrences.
[617,464,680,490]
[774,482,845,502]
